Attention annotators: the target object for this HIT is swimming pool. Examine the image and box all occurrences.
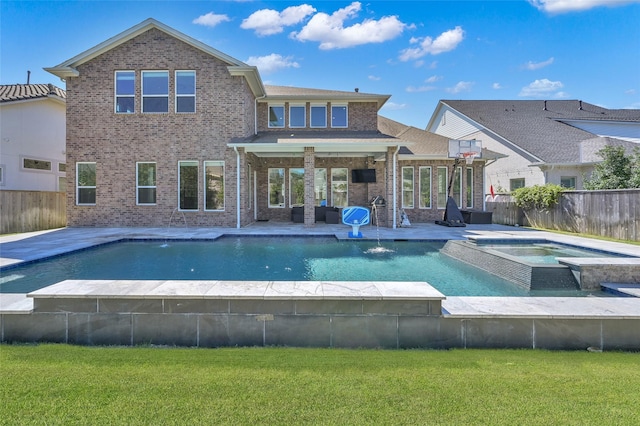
[0,236,604,297]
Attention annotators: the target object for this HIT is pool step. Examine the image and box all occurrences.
[601,283,640,298]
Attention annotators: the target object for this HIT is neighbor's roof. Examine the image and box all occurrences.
[0,84,66,103]
[378,115,503,160]
[264,85,390,110]
[435,100,639,164]
[45,18,265,97]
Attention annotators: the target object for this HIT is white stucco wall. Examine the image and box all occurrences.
[0,97,66,191]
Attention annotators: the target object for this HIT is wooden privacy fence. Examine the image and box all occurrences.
[0,190,66,234]
[487,189,639,242]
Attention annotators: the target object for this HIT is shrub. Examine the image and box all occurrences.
[512,184,565,210]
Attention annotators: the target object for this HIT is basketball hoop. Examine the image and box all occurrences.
[461,152,478,165]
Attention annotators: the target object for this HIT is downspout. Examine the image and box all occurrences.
[234,146,241,229]
[392,145,400,229]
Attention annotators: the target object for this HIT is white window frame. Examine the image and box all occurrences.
[466,167,473,208]
[331,168,348,207]
[310,104,327,128]
[136,162,157,205]
[437,166,448,209]
[22,156,52,172]
[331,104,348,128]
[115,70,135,114]
[419,166,431,209]
[289,104,306,128]
[76,162,96,206]
[178,160,199,211]
[289,168,305,207]
[402,166,414,209]
[268,105,285,128]
[268,168,285,208]
[142,70,169,113]
[0,164,5,186]
[204,160,225,211]
[175,70,196,113]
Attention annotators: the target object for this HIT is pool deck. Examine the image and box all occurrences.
[2,222,639,316]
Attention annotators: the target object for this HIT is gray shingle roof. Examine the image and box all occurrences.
[441,100,639,163]
[0,84,66,103]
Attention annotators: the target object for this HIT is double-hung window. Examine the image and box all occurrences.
[437,167,448,209]
[310,105,327,128]
[204,161,224,211]
[289,168,305,207]
[115,71,135,113]
[136,162,156,205]
[402,167,414,208]
[179,161,198,210]
[268,168,285,207]
[76,162,96,205]
[314,168,327,206]
[331,168,348,207]
[176,71,196,113]
[419,166,432,208]
[268,105,285,128]
[289,105,306,128]
[142,71,169,113]
[331,105,348,128]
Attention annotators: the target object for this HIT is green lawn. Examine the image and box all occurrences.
[1,344,639,425]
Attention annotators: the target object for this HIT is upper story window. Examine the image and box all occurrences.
[115,71,135,113]
[176,71,196,113]
[289,105,306,128]
[331,105,348,128]
[269,105,285,128]
[142,71,169,113]
[310,105,327,128]
[23,158,51,171]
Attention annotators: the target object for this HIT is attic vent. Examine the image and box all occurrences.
[543,100,547,111]
[354,88,359,93]
[579,100,583,110]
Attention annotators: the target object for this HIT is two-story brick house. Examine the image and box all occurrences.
[46,18,488,228]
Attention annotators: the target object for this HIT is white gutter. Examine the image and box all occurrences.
[392,145,400,229]
[234,146,241,229]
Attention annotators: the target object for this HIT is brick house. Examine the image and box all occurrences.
[46,18,490,228]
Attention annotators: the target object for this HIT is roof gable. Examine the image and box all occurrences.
[45,18,265,96]
[429,100,637,164]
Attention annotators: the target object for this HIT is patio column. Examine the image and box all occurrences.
[385,146,398,228]
[304,147,315,227]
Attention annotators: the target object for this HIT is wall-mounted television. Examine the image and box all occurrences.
[351,169,376,183]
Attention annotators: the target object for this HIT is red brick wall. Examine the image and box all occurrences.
[65,28,255,227]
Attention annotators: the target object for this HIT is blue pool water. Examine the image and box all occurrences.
[485,243,623,264]
[0,237,598,296]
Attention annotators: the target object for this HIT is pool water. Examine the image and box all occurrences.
[485,243,622,264]
[0,237,599,297]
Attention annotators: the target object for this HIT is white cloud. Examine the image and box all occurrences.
[381,101,407,111]
[528,0,640,13]
[522,57,554,70]
[399,26,465,61]
[425,75,442,84]
[445,81,474,94]
[406,85,436,93]
[368,75,381,81]
[291,1,408,49]
[245,54,300,74]
[193,12,231,27]
[518,78,565,97]
[241,4,316,36]
[492,83,503,89]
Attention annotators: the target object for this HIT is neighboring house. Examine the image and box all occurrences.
[426,100,640,193]
[45,18,490,228]
[0,84,66,191]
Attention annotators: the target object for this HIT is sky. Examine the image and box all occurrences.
[2,0,639,128]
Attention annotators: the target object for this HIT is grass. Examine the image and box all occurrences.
[1,345,639,425]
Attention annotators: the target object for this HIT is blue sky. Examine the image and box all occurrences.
[2,0,639,128]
